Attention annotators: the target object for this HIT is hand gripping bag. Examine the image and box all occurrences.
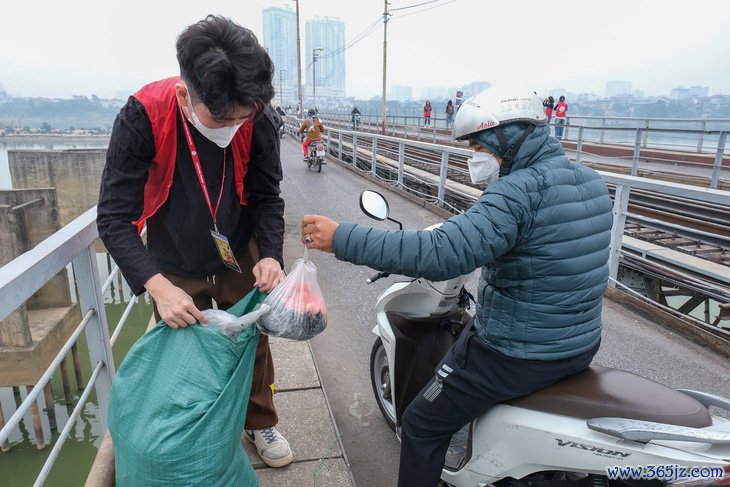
[108,289,267,487]
[257,248,328,340]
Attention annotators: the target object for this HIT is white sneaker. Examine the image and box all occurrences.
[244,427,293,467]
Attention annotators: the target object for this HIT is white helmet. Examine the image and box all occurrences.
[453,88,547,141]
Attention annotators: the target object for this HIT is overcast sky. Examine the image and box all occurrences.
[2,0,729,100]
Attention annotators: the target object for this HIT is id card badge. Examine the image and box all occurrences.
[210,230,243,273]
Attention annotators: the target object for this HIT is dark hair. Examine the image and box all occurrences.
[176,15,274,119]
[559,95,565,102]
[548,96,554,103]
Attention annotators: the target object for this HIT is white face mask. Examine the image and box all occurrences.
[188,106,243,148]
[467,151,500,185]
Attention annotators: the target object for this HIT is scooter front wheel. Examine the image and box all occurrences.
[370,337,396,431]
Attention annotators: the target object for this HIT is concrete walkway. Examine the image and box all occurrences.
[244,337,356,486]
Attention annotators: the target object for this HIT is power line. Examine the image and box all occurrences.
[319,16,383,60]
[393,0,456,19]
[390,0,447,12]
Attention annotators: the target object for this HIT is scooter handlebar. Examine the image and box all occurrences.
[366,271,390,284]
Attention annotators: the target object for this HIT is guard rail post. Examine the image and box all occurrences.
[398,142,405,188]
[608,183,630,287]
[352,134,358,167]
[697,120,707,153]
[371,138,378,176]
[631,129,643,176]
[72,245,115,428]
[338,132,343,161]
[437,152,449,207]
[710,132,727,190]
[642,119,650,148]
[576,126,585,165]
[600,118,606,144]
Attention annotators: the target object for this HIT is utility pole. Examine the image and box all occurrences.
[295,0,302,117]
[381,0,390,134]
[313,47,324,112]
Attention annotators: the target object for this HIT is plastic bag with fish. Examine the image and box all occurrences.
[257,247,328,340]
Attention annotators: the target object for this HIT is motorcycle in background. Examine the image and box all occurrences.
[303,134,326,173]
[352,113,361,131]
[359,189,730,487]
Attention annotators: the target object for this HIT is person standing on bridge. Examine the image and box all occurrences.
[554,95,568,139]
[96,15,293,468]
[299,87,613,486]
[423,100,433,127]
[445,100,455,129]
[543,95,555,125]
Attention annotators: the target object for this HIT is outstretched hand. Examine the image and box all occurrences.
[301,215,339,253]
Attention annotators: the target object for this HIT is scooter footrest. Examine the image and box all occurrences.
[587,417,730,444]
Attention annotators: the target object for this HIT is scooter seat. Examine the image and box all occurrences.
[506,365,712,428]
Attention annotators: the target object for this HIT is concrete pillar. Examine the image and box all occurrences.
[0,189,71,309]
[8,149,107,227]
[0,205,32,347]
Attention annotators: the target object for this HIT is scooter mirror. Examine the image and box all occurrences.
[360,190,389,221]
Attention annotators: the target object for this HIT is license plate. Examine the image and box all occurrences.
[316,149,325,156]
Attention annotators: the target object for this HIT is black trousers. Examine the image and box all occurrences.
[397,321,599,487]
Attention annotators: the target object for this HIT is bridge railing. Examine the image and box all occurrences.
[315,111,730,157]
[291,114,729,190]
[304,124,730,292]
[0,206,140,486]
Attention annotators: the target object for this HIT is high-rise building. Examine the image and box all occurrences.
[671,85,709,100]
[304,17,345,107]
[605,80,632,98]
[389,85,413,101]
[262,6,298,108]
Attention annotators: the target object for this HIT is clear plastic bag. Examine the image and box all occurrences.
[257,248,328,340]
[201,304,270,341]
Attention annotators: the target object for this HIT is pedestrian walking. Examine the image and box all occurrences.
[554,95,568,140]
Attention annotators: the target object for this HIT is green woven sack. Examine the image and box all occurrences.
[109,289,266,487]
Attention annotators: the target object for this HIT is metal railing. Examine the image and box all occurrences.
[316,111,730,158]
[293,114,729,191]
[300,124,730,290]
[0,206,141,486]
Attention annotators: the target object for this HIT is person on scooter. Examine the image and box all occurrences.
[298,108,325,162]
[299,87,613,486]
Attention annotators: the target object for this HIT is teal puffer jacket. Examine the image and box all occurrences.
[333,124,613,360]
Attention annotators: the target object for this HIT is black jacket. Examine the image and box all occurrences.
[97,99,285,295]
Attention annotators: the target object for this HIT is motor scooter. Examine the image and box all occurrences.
[300,132,326,173]
[352,113,361,130]
[359,189,730,486]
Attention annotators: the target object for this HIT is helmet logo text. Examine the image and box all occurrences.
[476,121,496,131]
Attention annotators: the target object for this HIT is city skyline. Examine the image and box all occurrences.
[1,0,729,101]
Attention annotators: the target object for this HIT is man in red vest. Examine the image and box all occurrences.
[97,15,292,467]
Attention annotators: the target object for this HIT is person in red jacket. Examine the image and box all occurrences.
[542,95,555,125]
[554,95,568,140]
[97,15,293,468]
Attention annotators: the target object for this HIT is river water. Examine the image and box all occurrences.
[0,138,154,486]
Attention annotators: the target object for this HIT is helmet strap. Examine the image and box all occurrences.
[494,124,535,177]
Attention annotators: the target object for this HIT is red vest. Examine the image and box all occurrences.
[555,102,568,118]
[131,76,253,232]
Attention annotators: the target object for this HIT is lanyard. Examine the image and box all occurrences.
[179,105,226,232]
